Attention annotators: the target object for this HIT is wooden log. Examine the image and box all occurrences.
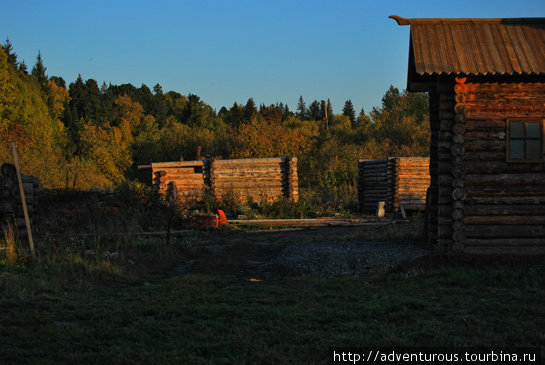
[464,215,545,225]
[162,170,203,177]
[399,204,426,210]
[465,185,545,196]
[452,134,464,144]
[464,119,505,132]
[153,170,168,177]
[452,230,466,242]
[465,196,545,205]
[214,187,285,194]
[464,205,545,216]
[463,151,505,162]
[465,173,545,186]
[464,141,505,152]
[212,157,287,165]
[465,110,545,119]
[152,161,205,168]
[360,158,388,165]
[361,173,388,178]
[11,143,34,255]
[464,238,545,247]
[465,161,545,174]
[463,246,545,255]
[464,104,545,115]
[212,176,285,183]
[211,167,284,174]
[451,188,466,201]
[464,131,506,142]
[450,143,464,156]
[465,224,545,238]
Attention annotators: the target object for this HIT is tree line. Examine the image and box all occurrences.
[0,40,429,206]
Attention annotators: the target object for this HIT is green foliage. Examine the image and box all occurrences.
[0,47,14,131]
[80,122,132,184]
[0,40,431,214]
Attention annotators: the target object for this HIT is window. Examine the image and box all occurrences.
[506,119,545,162]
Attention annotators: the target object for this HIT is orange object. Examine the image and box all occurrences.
[455,76,467,84]
[217,209,228,225]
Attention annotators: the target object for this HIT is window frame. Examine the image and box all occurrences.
[506,118,545,163]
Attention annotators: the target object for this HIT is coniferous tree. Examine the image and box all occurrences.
[326,99,333,120]
[296,95,307,120]
[3,38,18,68]
[31,51,49,91]
[153,83,163,96]
[357,108,371,128]
[308,100,321,121]
[18,60,27,74]
[342,99,356,128]
[244,98,257,122]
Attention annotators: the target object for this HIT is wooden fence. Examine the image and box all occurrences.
[0,163,39,236]
[152,157,298,205]
[358,157,429,213]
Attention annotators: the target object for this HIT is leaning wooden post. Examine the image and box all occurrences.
[11,142,35,256]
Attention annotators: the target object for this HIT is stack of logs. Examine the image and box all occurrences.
[358,158,391,212]
[0,163,39,237]
[358,157,430,213]
[210,158,298,203]
[151,157,299,206]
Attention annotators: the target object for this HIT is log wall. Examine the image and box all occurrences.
[358,157,429,213]
[450,81,545,255]
[152,160,207,205]
[0,163,39,237]
[152,157,298,205]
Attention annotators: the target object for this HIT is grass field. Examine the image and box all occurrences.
[0,190,543,364]
[1,230,544,364]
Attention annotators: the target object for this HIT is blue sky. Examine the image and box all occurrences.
[3,0,544,114]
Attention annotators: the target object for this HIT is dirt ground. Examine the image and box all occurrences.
[165,221,435,280]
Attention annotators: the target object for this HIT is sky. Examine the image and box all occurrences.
[2,0,545,115]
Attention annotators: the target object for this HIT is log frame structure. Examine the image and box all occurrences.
[0,163,39,238]
[151,157,298,205]
[358,157,430,213]
[392,15,545,254]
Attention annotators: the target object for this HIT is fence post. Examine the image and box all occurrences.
[11,143,35,256]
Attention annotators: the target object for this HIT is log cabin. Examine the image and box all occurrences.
[391,16,545,254]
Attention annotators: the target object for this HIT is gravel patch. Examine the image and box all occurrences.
[258,240,433,278]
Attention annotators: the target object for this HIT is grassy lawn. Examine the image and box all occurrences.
[0,255,543,364]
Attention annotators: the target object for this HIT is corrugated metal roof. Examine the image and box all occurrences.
[391,16,545,76]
